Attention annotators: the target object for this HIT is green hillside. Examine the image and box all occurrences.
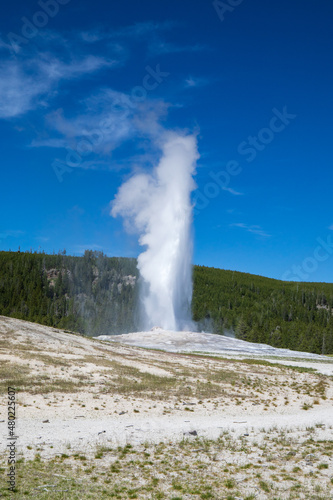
[0,250,333,354]
[193,266,333,354]
[0,250,139,335]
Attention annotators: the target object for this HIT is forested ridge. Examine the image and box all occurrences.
[0,250,139,335]
[193,266,333,354]
[1,251,333,354]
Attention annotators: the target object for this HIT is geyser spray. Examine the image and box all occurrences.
[111,132,199,331]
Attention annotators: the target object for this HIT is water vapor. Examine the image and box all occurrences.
[111,132,199,331]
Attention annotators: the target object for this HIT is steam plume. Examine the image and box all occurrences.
[111,132,199,331]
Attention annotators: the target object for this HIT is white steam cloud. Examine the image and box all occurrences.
[111,132,199,331]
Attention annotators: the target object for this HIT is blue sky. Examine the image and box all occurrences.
[0,0,332,282]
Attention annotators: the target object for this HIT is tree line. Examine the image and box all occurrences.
[0,250,139,335]
[0,251,333,354]
[192,265,333,354]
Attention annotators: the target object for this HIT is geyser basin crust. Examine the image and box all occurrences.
[2,319,333,498]
[95,329,325,360]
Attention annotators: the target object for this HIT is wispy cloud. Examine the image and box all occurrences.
[79,21,175,43]
[149,40,207,56]
[0,35,11,51]
[39,89,136,154]
[32,88,170,164]
[30,138,68,149]
[78,23,196,63]
[0,26,119,121]
[108,21,176,39]
[329,224,333,231]
[1,23,199,175]
[80,31,106,43]
[73,160,123,171]
[0,23,194,123]
[0,61,50,118]
[184,76,209,88]
[68,206,85,216]
[79,23,205,68]
[0,54,115,119]
[0,230,25,239]
[38,54,115,80]
[35,236,50,243]
[230,223,271,238]
[223,187,243,196]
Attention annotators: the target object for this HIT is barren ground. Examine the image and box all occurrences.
[1,315,333,499]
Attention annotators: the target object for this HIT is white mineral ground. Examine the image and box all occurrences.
[97,327,327,359]
[1,316,333,460]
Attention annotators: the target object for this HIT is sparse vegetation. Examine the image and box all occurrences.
[1,317,333,498]
[1,429,333,499]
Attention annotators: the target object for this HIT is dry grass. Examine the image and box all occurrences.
[0,360,82,394]
[1,428,333,499]
[0,340,330,403]
[1,317,333,498]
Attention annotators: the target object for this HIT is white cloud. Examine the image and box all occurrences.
[230,223,270,238]
[1,24,197,171]
[38,54,115,80]
[0,61,50,118]
[42,90,136,154]
[32,89,170,163]
[329,224,333,231]
[0,51,116,119]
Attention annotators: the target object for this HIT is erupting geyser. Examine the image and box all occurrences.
[111,132,199,331]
